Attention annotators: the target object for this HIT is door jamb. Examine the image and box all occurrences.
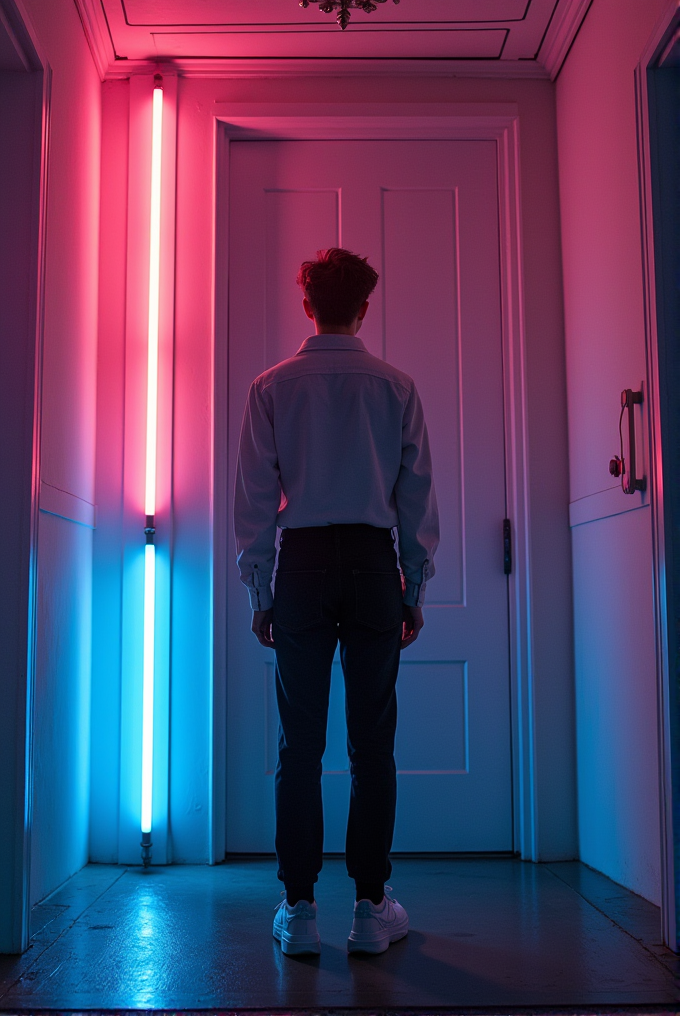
[211,104,537,862]
[635,0,680,951]
[0,0,51,954]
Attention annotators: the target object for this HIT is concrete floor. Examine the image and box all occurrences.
[1,857,679,1010]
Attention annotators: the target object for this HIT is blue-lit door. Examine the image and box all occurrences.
[226,140,512,851]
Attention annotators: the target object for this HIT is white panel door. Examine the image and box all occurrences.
[226,140,512,852]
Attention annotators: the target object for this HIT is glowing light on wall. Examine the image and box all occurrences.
[141,542,156,837]
[145,81,163,520]
[141,75,163,866]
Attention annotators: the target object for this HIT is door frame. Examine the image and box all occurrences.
[0,0,51,954]
[635,0,680,951]
[211,103,536,862]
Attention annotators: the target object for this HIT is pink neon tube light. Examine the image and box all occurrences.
[141,76,163,866]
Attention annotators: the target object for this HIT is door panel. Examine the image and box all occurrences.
[227,140,512,852]
[382,187,464,605]
[264,188,340,367]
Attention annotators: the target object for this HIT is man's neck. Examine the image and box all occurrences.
[314,324,358,336]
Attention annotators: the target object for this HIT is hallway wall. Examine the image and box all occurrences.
[21,0,101,907]
[556,0,668,904]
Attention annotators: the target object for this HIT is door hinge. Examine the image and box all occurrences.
[503,519,512,575]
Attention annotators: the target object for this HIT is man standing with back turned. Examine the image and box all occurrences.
[234,247,439,956]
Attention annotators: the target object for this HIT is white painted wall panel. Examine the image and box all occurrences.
[90,79,129,864]
[31,514,93,907]
[572,508,660,899]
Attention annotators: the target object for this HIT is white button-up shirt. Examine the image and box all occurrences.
[234,333,439,611]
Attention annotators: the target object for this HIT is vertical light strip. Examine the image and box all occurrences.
[141,542,156,835]
[141,77,163,859]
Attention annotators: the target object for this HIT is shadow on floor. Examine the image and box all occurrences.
[0,857,679,1009]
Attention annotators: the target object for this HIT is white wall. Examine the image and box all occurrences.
[92,73,576,862]
[90,78,128,863]
[21,0,101,907]
[556,0,668,903]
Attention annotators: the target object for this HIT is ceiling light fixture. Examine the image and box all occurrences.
[299,0,400,31]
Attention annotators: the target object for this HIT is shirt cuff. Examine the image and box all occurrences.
[248,586,274,611]
[402,579,425,608]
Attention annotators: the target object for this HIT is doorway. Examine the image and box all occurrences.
[213,110,537,860]
[226,138,512,852]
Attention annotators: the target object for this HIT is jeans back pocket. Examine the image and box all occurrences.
[352,569,403,631]
[273,569,327,631]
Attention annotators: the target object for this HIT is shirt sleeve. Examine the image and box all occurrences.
[394,381,440,607]
[233,379,280,611]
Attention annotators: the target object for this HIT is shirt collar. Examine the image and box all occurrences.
[296,333,369,354]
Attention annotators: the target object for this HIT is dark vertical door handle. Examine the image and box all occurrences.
[503,519,512,575]
[620,388,646,495]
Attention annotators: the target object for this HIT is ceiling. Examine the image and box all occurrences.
[77,0,592,78]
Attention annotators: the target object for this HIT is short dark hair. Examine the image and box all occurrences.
[297,247,379,327]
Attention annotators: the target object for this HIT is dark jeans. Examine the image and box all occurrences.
[272,523,404,888]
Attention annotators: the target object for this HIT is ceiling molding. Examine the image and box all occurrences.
[537,0,591,79]
[215,111,520,141]
[213,101,520,139]
[74,0,553,81]
[102,56,550,80]
[74,0,114,79]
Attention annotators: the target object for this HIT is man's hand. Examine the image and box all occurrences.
[253,605,421,650]
[252,608,274,648]
[401,603,424,649]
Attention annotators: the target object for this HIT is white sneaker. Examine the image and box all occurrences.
[273,892,321,955]
[347,885,409,954]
